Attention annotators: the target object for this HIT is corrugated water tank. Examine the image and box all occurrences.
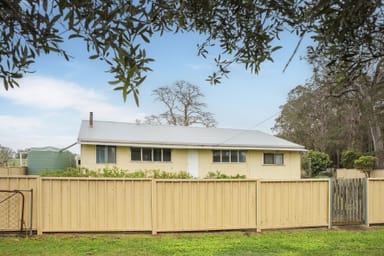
[27,147,75,175]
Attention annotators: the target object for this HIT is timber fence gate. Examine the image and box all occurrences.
[0,176,384,235]
[331,178,366,225]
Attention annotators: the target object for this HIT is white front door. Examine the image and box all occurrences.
[187,150,199,177]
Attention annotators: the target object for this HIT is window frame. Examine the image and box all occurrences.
[212,150,246,163]
[130,147,172,162]
[263,152,284,165]
[96,145,116,164]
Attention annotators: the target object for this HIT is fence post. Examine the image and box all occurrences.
[256,179,261,232]
[151,179,157,235]
[36,177,43,235]
[29,188,33,236]
[328,178,333,229]
[365,178,369,227]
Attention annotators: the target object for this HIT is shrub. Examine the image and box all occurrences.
[100,166,131,177]
[205,171,246,179]
[40,167,89,177]
[146,169,193,179]
[354,155,377,177]
[41,167,192,179]
[302,150,331,177]
[341,149,362,169]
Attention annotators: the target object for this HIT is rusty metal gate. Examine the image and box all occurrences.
[0,190,33,235]
[331,178,366,225]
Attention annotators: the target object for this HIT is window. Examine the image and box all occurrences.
[230,150,238,162]
[239,151,246,162]
[131,148,171,162]
[163,149,171,162]
[263,153,284,165]
[222,150,230,162]
[131,148,141,161]
[213,150,221,162]
[142,148,152,161]
[212,150,246,163]
[96,145,116,164]
[153,148,162,161]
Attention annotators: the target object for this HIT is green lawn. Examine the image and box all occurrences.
[1,228,384,255]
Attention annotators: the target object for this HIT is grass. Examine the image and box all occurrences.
[1,228,384,255]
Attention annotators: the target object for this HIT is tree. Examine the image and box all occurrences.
[311,58,384,168]
[306,1,384,84]
[302,150,331,177]
[1,1,384,103]
[145,81,216,127]
[0,145,14,167]
[273,71,373,167]
[341,149,363,169]
[354,155,377,178]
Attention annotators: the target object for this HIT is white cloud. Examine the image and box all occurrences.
[0,115,57,151]
[0,76,103,109]
[186,63,213,70]
[0,115,43,132]
[0,75,146,122]
[0,75,147,152]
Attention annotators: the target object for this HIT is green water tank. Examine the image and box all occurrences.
[27,147,76,175]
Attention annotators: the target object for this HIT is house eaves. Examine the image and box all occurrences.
[78,139,306,151]
[78,120,306,152]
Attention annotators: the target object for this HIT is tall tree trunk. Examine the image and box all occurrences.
[370,122,384,168]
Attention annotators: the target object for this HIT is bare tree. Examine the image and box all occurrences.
[145,81,217,127]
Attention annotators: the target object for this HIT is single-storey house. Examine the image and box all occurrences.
[78,118,305,179]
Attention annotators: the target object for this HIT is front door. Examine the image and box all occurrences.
[187,150,199,177]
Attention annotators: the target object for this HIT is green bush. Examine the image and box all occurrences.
[302,150,331,177]
[146,169,193,179]
[341,149,362,169]
[205,171,246,179]
[354,155,377,177]
[40,167,89,177]
[40,167,192,179]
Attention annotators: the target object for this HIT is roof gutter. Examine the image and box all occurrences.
[78,140,306,152]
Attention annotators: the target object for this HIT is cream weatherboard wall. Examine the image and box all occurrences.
[81,145,188,173]
[198,149,301,179]
[80,145,301,179]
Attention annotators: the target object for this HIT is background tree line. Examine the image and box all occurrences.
[274,58,384,170]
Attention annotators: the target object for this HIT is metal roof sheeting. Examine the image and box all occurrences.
[78,120,305,151]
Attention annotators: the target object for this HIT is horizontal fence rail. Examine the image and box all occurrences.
[0,177,383,235]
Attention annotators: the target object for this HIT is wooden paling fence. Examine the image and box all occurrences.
[1,176,384,235]
[331,178,366,225]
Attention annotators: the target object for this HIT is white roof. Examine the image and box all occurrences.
[78,120,305,151]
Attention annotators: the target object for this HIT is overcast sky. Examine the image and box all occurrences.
[0,31,312,154]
